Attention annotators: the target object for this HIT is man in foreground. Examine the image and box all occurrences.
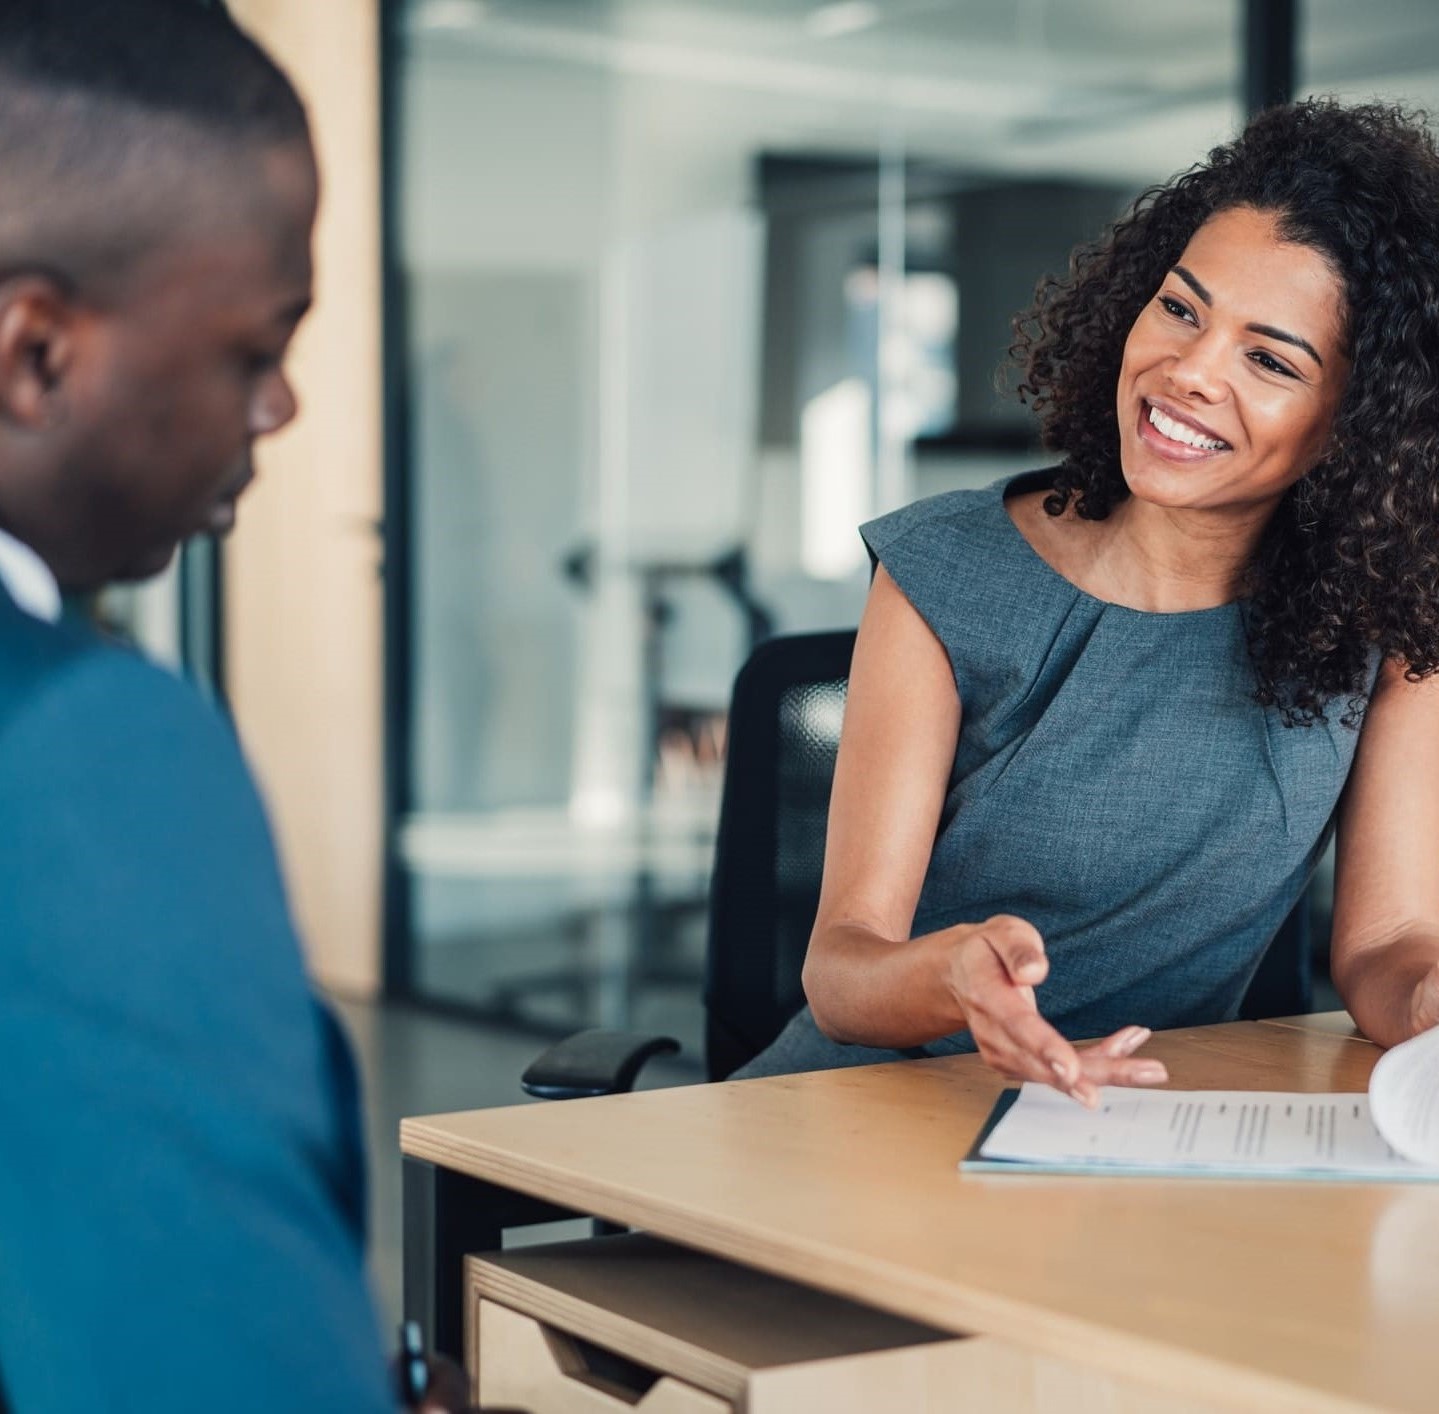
[0,2,457,1408]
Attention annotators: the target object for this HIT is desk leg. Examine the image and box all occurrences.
[402,1157,577,1359]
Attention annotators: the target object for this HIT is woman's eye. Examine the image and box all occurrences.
[1157,294,1194,322]
[1249,349,1297,378]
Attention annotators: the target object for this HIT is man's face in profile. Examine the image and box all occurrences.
[54,139,317,587]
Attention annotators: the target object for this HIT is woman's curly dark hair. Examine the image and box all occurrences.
[1011,99,1439,726]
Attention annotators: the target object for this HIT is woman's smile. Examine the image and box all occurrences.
[1137,397,1232,459]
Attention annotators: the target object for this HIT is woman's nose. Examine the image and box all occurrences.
[1165,331,1228,403]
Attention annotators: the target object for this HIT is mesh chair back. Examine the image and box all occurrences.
[705,631,855,1080]
[703,631,1311,1080]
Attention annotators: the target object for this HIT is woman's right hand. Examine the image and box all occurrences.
[943,914,1169,1107]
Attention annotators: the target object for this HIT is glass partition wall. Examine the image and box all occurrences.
[384,0,1243,1049]
[385,1,1439,1047]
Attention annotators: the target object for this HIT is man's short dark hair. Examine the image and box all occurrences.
[0,0,310,298]
[0,0,306,144]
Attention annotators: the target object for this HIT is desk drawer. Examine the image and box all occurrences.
[466,1234,971,1414]
[467,1234,1249,1414]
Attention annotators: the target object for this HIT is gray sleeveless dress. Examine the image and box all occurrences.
[735,470,1370,1078]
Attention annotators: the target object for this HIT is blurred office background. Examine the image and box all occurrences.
[108,0,1439,1321]
[385,0,1439,1050]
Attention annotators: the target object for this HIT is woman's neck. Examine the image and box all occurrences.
[1011,486,1269,613]
[1086,496,1263,612]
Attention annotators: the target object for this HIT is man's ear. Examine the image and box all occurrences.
[0,276,77,429]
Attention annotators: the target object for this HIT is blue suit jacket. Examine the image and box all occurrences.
[0,587,392,1411]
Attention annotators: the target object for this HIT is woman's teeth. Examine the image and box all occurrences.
[1147,404,1229,451]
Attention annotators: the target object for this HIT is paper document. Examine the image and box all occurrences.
[965,1023,1439,1181]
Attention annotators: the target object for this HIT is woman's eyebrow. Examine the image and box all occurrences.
[1173,264,1213,305]
[1247,320,1323,367]
[1171,264,1323,367]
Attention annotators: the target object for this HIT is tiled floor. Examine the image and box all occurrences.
[329,993,702,1327]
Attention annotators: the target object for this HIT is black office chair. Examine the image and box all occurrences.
[522,630,1311,1099]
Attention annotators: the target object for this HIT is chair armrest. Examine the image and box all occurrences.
[521,1028,681,1100]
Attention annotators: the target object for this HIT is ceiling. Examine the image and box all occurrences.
[401,0,1439,185]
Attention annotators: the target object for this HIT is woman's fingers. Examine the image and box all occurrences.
[976,1015,1168,1105]
[1000,1006,1084,1086]
[957,922,1168,1108]
[977,914,1050,987]
[964,920,1075,1075]
[1079,1053,1170,1086]
[960,924,1096,1101]
[1094,1025,1151,1058]
[971,992,1093,1099]
[1076,1029,1169,1087]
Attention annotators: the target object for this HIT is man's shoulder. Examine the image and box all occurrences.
[0,598,219,756]
[0,600,269,886]
[0,597,93,721]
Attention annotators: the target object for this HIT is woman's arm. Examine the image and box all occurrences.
[800,564,962,1045]
[801,566,1167,1105]
[1330,657,1439,1046]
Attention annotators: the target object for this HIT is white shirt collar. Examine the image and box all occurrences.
[0,526,61,624]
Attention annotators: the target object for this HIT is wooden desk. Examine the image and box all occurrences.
[401,1014,1439,1413]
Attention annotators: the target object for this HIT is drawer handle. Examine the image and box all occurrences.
[477,1299,731,1413]
[544,1327,659,1406]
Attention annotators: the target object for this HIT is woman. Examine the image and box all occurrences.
[737,99,1439,1104]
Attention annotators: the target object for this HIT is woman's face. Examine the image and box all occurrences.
[1116,205,1350,519]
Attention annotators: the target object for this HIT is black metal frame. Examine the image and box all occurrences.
[1244,0,1298,116]
[380,0,416,1000]
[179,537,227,708]
[378,1,579,1024]
[402,1158,577,1358]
